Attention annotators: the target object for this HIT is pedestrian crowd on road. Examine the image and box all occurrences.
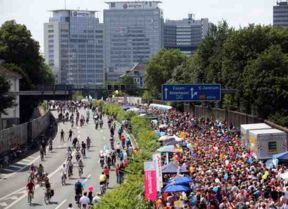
[144,108,288,209]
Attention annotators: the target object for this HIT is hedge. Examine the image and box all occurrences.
[95,104,159,209]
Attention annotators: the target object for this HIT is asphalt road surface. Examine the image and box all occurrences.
[0,108,119,209]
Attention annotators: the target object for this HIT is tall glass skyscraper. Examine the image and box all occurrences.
[164,14,209,56]
[44,10,104,86]
[104,1,164,81]
[273,0,288,28]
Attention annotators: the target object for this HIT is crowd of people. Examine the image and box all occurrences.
[144,108,288,209]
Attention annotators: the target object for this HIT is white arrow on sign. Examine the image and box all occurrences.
[191,88,198,99]
[164,88,168,99]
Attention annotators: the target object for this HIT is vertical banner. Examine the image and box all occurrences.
[153,153,163,192]
[144,161,157,201]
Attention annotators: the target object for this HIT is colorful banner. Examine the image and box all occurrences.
[144,161,157,201]
[153,153,163,192]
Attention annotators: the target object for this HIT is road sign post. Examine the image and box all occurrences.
[161,84,221,102]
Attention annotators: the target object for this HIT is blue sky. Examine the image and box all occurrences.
[0,0,276,52]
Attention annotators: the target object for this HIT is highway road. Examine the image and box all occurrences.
[0,109,119,209]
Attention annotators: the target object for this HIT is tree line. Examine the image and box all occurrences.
[144,22,288,127]
[0,20,55,121]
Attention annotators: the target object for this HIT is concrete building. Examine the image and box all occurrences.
[122,63,145,88]
[273,0,288,27]
[164,14,209,56]
[44,10,104,86]
[0,65,21,130]
[104,1,164,81]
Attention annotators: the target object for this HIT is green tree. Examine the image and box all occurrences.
[0,75,15,114]
[243,45,288,118]
[118,75,135,85]
[0,20,55,89]
[144,49,186,98]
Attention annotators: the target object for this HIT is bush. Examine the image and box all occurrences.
[95,104,159,209]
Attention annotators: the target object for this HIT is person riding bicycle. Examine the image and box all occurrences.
[60,129,65,141]
[44,178,52,199]
[40,147,44,161]
[26,179,35,198]
[68,129,73,141]
[86,137,91,150]
[37,164,44,181]
[76,141,81,151]
[75,150,81,162]
[99,151,105,168]
[99,172,107,194]
[78,159,84,170]
[74,180,83,203]
[61,163,67,181]
[72,137,78,149]
[67,159,73,177]
[81,141,86,157]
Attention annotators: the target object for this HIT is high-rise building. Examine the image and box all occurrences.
[273,0,288,27]
[44,10,104,86]
[164,14,209,56]
[104,1,164,81]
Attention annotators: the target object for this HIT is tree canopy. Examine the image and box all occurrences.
[0,75,15,115]
[144,22,288,126]
[0,20,55,89]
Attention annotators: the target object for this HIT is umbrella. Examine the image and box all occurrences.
[280,172,288,180]
[273,151,288,160]
[158,135,175,141]
[162,162,189,174]
[164,184,191,193]
[157,145,175,153]
[168,176,193,185]
[159,124,168,129]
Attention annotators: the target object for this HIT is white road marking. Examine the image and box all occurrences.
[0,202,7,207]
[8,196,18,200]
[9,165,24,169]
[0,187,25,201]
[55,199,67,209]
[0,156,40,181]
[19,159,30,163]
[2,168,14,172]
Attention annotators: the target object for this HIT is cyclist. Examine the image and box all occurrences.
[72,137,78,149]
[37,164,44,183]
[61,163,67,185]
[99,172,107,195]
[67,159,73,177]
[40,147,44,161]
[75,150,81,162]
[78,159,84,177]
[67,146,73,161]
[86,137,91,150]
[48,138,53,152]
[68,129,73,141]
[99,151,104,168]
[81,141,86,157]
[26,179,35,202]
[44,178,52,203]
[75,180,83,204]
[60,129,65,141]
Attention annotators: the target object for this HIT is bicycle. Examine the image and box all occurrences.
[27,191,33,205]
[78,167,83,178]
[44,189,51,204]
[61,173,66,185]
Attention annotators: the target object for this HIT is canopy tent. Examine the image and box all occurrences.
[280,172,288,180]
[159,124,168,129]
[162,162,189,174]
[163,184,191,193]
[167,176,193,185]
[155,130,166,137]
[158,135,175,142]
[127,107,140,113]
[273,151,288,160]
[157,145,176,153]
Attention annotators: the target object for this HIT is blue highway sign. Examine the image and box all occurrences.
[161,84,221,102]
